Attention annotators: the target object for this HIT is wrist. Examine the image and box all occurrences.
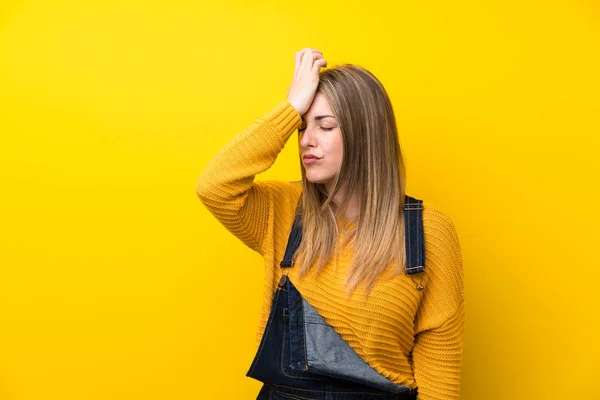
[287,98,305,116]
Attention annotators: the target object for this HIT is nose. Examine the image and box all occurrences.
[299,126,316,148]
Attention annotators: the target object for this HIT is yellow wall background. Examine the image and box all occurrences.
[1,0,598,399]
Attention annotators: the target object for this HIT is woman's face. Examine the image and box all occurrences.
[299,92,343,190]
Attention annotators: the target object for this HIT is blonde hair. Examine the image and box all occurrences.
[295,64,408,295]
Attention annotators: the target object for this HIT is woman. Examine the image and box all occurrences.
[196,48,465,400]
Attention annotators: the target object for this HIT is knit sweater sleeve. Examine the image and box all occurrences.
[412,204,466,400]
[195,100,303,254]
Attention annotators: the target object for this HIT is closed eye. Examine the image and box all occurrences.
[298,126,335,133]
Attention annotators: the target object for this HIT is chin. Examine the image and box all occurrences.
[305,174,334,185]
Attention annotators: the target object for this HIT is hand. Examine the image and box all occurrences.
[286,48,327,116]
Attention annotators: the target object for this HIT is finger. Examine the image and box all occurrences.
[310,53,325,70]
[300,48,313,68]
[300,49,323,71]
[294,51,302,77]
[295,50,305,72]
[302,48,322,63]
[304,50,324,69]
[311,52,324,63]
[312,57,327,73]
[301,47,322,54]
[310,51,323,62]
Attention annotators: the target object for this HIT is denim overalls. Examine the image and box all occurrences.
[246,196,425,400]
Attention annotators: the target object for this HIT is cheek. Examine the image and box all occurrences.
[334,139,344,157]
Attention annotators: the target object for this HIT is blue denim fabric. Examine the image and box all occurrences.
[402,197,425,275]
[246,195,425,400]
[279,196,424,275]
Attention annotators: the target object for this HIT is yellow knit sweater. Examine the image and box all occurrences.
[196,100,465,400]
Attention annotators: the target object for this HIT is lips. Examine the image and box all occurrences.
[303,155,322,165]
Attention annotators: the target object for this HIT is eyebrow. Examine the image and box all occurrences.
[302,115,336,122]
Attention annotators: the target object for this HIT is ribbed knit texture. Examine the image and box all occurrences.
[196,100,465,400]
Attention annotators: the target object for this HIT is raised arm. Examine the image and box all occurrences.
[196,101,302,253]
[196,48,327,254]
[412,205,466,400]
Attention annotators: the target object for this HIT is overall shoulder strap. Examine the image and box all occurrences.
[280,199,303,268]
[280,195,426,276]
[403,195,425,275]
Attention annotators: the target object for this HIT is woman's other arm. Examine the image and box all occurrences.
[412,205,466,400]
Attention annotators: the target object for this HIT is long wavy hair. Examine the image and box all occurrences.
[294,64,408,295]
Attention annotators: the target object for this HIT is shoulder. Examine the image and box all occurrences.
[421,201,459,234]
[404,195,462,262]
[420,200,463,273]
[417,200,465,316]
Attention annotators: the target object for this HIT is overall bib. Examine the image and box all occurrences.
[246,196,425,400]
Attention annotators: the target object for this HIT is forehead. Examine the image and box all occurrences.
[304,93,335,120]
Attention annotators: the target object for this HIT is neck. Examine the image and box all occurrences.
[328,183,359,222]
